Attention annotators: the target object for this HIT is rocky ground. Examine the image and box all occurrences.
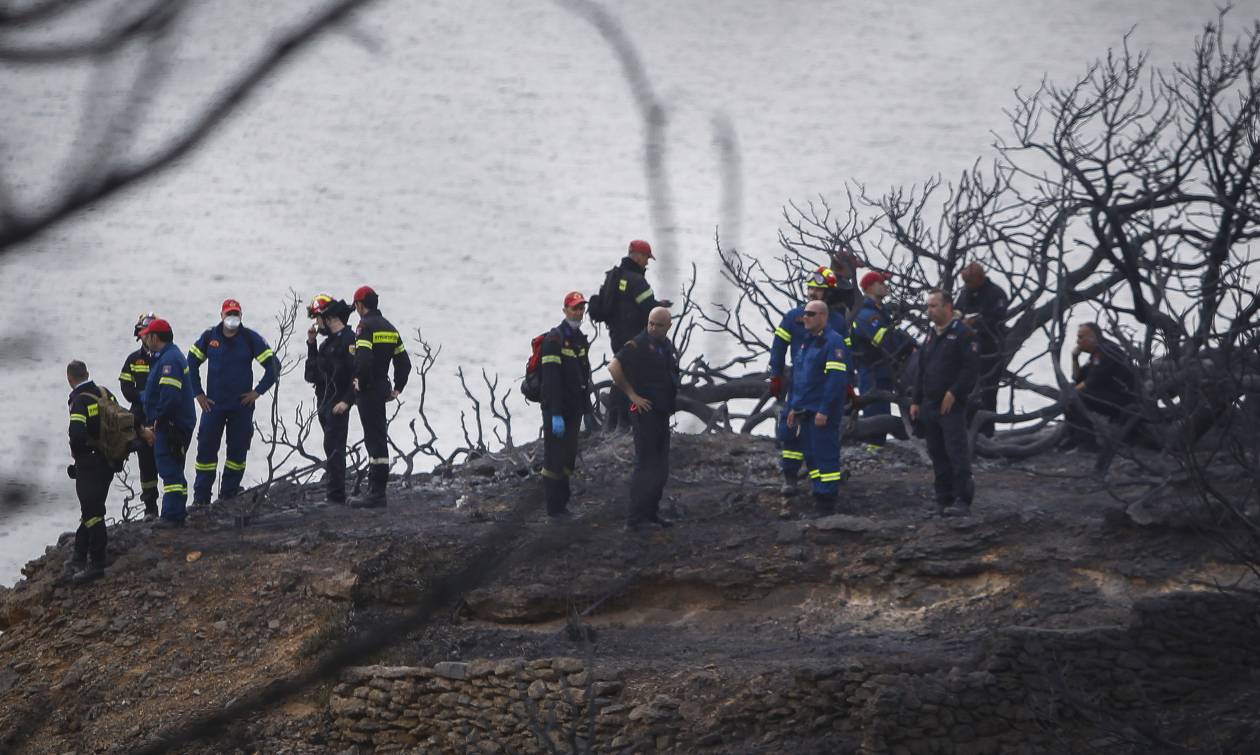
[1,431,1257,754]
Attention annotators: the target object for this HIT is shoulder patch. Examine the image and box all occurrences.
[163,364,172,374]
[209,339,220,348]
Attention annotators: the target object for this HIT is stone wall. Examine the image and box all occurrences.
[328,592,1260,753]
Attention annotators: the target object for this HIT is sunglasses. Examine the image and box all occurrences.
[809,270,831,286]
[802,311,823,318]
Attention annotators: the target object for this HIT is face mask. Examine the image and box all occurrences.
[565,318,583,330]
[223,316,242,330]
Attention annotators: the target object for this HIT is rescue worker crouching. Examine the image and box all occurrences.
[349,285,411,509]
[785,300,852,517]
[136,318,197,528]
[304,294,357,504]
[187,299,278,507]
[910,290,980,517]
[65,360,115,583]
[119,312,161,520]
[767,266,852,497]
[539,292,593,520]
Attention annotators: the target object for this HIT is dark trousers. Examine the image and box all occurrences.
[135,440,158,511]
[319,404,350,501]
[969,352,1002,437]
[607,386,632,432]
[799,411,844,497]
[154,427,189,521]
[193,405,255,502]
[542,411,582,515]
[858,366,893,445]
[776,401,805,478]
[74,457,111,565]
[358,389,390,499]
[920,402,973,507]
[628,410,671,524]
[1065,392,1133,448]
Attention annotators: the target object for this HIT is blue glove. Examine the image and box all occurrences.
[551,415,565,438]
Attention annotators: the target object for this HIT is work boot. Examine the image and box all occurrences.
[780,471,799,497]
[648,515,674,529]
[62,556,86,578]
[348,494,386,509]
[71,562,105,584]
[547,510,573,522]
[812,494,836,517]
[942,500,972,518]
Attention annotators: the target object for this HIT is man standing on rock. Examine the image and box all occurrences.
[304,294,357,504]
[910,290,979,517]
[609,307,679,531]
[118,312,161,521]
[852,271,916,450]
[65,360,116,583]
[954,262,1009,437]
[187,299,279,508]
[538,292,593,520]
[601,239,672,433]
[786,300,851,517]
[767,267,851,497]
[137,318,198,528]
[349,285,411,509]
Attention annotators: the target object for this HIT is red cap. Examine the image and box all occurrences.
[138,318,172,336]
[221,299,242,316]
[564,291,587,308]
[860,271,892,290]
[353,285,376,303]
[628,239,654,259]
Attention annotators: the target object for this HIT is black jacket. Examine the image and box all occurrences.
[68,380,110,465]
[1079,339,1137,408]
[118,347,152,424]
[954,279,1009,355]
[609,257,664,346]
[914,320,980,405]
[540,321,592,418]
[305,327,358,410]
[614,331,680,415]
[353,309,411,395]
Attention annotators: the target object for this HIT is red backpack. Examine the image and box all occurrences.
[520,333,548,403]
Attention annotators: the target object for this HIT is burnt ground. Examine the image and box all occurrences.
[0,430,1253,753]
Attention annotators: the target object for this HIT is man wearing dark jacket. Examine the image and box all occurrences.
[609,307,680,530]
[304,295,357,504]
[910,290,980,517]
[539,292,593,519]
[954,262,1009,437]
[1063,323,1139,451]
[605,239,672,432]
[119,313,160,520]
[66,361,115,583]
[349,285,412,508]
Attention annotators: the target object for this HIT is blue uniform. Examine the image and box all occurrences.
[769,305,849,478]
[187,325,279,502]
[788,328,851,499]
[852,296,914,445]
[142,343,197,521]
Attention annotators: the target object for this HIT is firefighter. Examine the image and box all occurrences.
[767,267,851,496]
[187,299,278,507]
[910,290,980,517]
[119,312,160,520]
[65,360,115,583]
[349,285,411,509]
[609,307,680,530]
[605,239,673,433]
[954,262,1009,437]
[785,300,851,517]
[539,291,593,519]
[136,318,197,527]
[852,271,915,449]
[304,294,357,504]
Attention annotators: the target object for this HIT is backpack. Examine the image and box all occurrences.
[520,333,549,403]
[586,267,620,324]
[90,389,136,464]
